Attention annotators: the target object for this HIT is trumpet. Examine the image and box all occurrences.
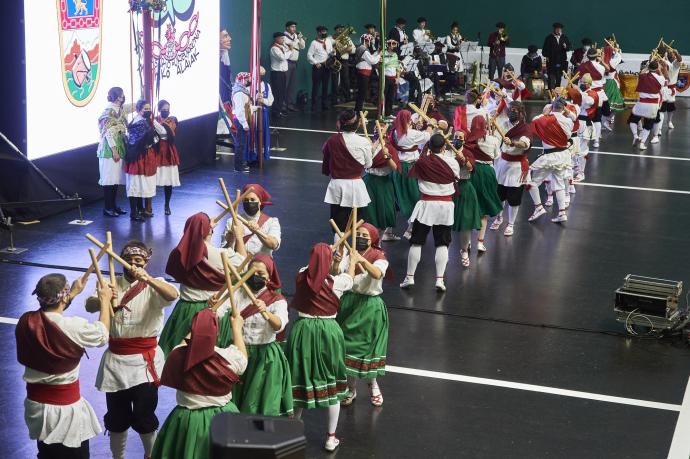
[424,28,435,42]
[500,29,509,41]
[296,31,304,40]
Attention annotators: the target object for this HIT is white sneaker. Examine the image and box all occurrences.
[544,196,554,207]
[381,231,401,242]
[569,184,576,194]
[632,136,639,146]
[604,122,613,132]
[551,213,568,223]
[528,206,547,222]
[489,216,503,230]
[400,276,414,289]
[639,142,647,151]
[477,240,487,252]
[669,122,675,130]
[435,278,446,292]
[593,140,600,148]
[325,435,340,452]
[650,136,660,144]
[503,224,514,236]
[563,196,570,209]
[402,229,412,240]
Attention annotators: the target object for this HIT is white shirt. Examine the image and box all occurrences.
[342,131,374,168]
[394,27,408,44]
[258,81,274,108]
[232,90,251,130]
[223,211,281,257]
[307,39,333,65]
[339,254,388,296]
[270,44,289,72]
[395,129,430,162]
[295,269,354,319]
[283,32,305,61]
[476,135,502,163]
[22,313,108,447]
[179,242,244,302]
[417,151,460,196]
[173,344,248,409]
[230,288,288,345]
[356,49,381,70]
[94,276,178,392]
[413,28,431,45]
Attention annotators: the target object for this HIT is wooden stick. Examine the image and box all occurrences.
[85,234,133,270]
[351,207,358,258]
[220,252,239,317]
[490,114,506,138]
[442,132,465,160]
[106,232,117,312]
[330,219,365,250]
[215,200,262,235]
[359,111,373,146]
[329,219,355,252]
[374,120,387,152]
[211,185,255,225]
[79,246,108,284]
[88,248,114,317]
[407,103,437,126]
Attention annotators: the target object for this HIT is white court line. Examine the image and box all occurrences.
[0,317,18,325]
[668,377,690,458]
[386,365,682,412]
[271,126,690,162]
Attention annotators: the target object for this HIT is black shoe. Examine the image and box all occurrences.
[288,105,299,112]
[114,207,127,215]
[130,213,144,222]
[142,210,154,218]
[235,166,250,173]
[165,206,171,216]
[103,209,119,218]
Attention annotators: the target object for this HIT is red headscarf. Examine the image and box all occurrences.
[465,116,487,144]
[360,222,381,249]
[300,243,333,293]
[392,110,412,138]
[243,183,272,208]
[357,223,393,280]
[251,254,282,290]
[169,213,211,270]
[184,308,218,372]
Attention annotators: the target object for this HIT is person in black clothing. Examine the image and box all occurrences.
[570,38,592,70]
[387,18,408,56]
[365,23,381,52]
[541,22,571,90]
[487,22,509,80]
[402,46,426,107]
[520,45,542,79]
[429,41,450,98]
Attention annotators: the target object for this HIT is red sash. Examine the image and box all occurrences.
[500,153,529,183]
[16,311,84,375]
[242,213,271,244]
[421,193,453,201]
[370,139,401,172]
[636,73,663,94]
[114,280,148,314]
[322,133,365,179]
[453,105,468,134]
[408,154,456,184]
[108,337,161,387]
[26,380,81,405]
[240,288,286,319]
[585,89,599,119]
[290,276,341,316]
[358,69,372,77]
[161,346,240,396]
[532,115,569,149]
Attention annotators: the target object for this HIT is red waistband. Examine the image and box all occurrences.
[358,69,372,76]
[500,153,526,162]
[27,380,80,405]
[385,75,397,81]
[500,153,530,182]
[669,84,677,89]
[421,193,453,201]
[331,174,363,180]
[109,337,160,387]
[639,97,660,104]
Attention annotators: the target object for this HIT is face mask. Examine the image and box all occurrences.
[355,237,370,252]
[160,110,170,118]
[243,201,260,216]
[579,84,588,91]
[246,274,267,292]
[320,32,328,38]
[508,112,519,123]
[583,46,590,51]
[142,111,152,119]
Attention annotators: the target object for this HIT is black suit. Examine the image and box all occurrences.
[541,33,571,89]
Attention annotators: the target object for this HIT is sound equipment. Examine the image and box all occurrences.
[614,275,684,332]
[210,413,306,459]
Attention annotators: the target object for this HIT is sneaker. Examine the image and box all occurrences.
[400,276,415,289]
[551,213,568,223]
[569,184,576,194]
[544,196,554,207]
[489,216,503,230]
[324,435,340,452]
[528,206,547,222]
[477,240,487,252]
[402,229,412,240]
[381,231,401,242]
[503,224,514,236]
[669,122,675,130]
[435,278,446,292]
[639,142,647,151]
[650,136,659,144]
[592,140,600,148]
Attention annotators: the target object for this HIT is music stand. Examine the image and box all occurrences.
[400,43,415,57]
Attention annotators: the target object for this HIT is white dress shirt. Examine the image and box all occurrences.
[283,32,305,61]
[307,39,333,65]
[223,211,281,257]
[270,44,289,72]
[230,288,288,345]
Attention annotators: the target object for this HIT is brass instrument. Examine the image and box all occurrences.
[424,28,435,42]
[333,25,356,55]
[500,30,509,42]
[470,61,481,89]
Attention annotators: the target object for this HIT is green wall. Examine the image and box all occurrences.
[222,0,690,95]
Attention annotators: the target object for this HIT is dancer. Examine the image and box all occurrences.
[450,133,480,267]
[400,134,461,291]
[629,60,666,151]
[452,89,487,135]
[98,87,131,217]
[576,48,608,148]
[287,242,359,452]
[659,48,682,131]
[602,37,625,128]
[86,240,179,459]
[16,274,110,457]
[160,212,246,356]
[322,110,373,233]
[155,100,181,215]
[490,101,532,237]
[337,223,390,407]
[223,183,281,257]
[573,75,598,182]
[527,96,576,223]
[125,99,159,221]
[232,255,293,416]
[152,309,247,459]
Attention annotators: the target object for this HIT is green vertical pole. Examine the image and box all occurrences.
[378,0,387,121]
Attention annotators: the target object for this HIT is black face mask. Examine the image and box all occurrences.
[320,32,328,38]
[355,237,370,252]
[160,110,170,118]
[246,274,267,292]
[579,84,588,91]
[508,112,520,123]
[142,111,152,119]
[243,201,260,216]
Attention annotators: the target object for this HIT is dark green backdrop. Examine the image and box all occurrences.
[221,0,689,96]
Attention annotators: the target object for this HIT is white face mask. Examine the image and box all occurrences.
[583,45,590,51]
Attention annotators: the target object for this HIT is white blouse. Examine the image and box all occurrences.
[179,242,244,302]
[395,129,430,162]
[296,268,354,319]
[223,212,281,257]
[229,288,288,345]
[339,254,388,296]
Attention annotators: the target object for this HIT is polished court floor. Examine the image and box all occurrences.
[1,99,690,458]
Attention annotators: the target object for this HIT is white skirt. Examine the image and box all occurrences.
[24,397,102,448]
[494,158,529,188]
[324,179,371,208]
[530,149,571,172]
[126,174,157,198]
[98,158,125,186]
[156,165,181,187]
[409,200,454,226]
[632,101,660,119]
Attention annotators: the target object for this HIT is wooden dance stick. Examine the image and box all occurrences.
[351,207,358,257]
[489,114,506,138]
[562,71,580,88]
[87,248,114,317]
[79,246,108,284]
[217,264,258,308]
[374,121,388,153]
[85,234,133,271]
[219,252,239,316]
[215,200,269,242]
[210,184,255,225]
[227,262,271,321]
[442,132,465,161]
[407,103,438,127]
[330,219,365,251]
[328,219,355,252]
[106,232,117,312]
[359,111,374,146]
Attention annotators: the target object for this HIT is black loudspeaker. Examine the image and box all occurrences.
[210,413,306,459]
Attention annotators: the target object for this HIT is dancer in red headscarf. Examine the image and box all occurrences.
[223,183,281,257]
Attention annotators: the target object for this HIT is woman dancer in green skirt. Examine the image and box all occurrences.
[286,242,360,452]
[337,223,389,407]
[152,308,247,459]
[232,254,293,416]
[450,134,482,267]
[160,212,246,356]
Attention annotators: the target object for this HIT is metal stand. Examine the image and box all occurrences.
[68,193,93,225]
[0,209,27,254]
[269,128,287,152]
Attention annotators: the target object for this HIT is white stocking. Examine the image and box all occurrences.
[507,205,519,225]
[109,431,128,459]
[528,185,542,206]
[434,246,449,278]
[667,112,674,125]
[629,122,639,138]
[328,404,340,434]
[293,407,303,420]
[593,121,601,141]
[478,216,488,240]
[640,128,651,144]
[652,120,662,137]
[658,111,665,129]
[555,189,567,212]
[139,431,157,457]
[406,245,422,277]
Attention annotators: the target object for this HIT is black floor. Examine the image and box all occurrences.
[2,99,689,458]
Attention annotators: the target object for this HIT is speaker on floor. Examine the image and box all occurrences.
[210,412,306,459]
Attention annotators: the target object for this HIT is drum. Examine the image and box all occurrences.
[620,73,639,100]
[526,75,545,99]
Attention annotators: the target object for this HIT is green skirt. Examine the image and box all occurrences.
[391,161,420,219]
[151,401,239,459]
[336,292,388,379]
[159,299,232,357]
[363,173,397,229]
[470,163,503,217]
[604,79,626,112]
[286,318,348,409]
[452,179,482,232]
[234,341,294,416]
